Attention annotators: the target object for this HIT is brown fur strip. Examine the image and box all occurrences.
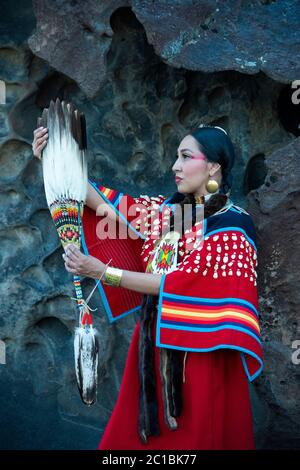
[138,295,185,442]
[159,348,182,431]
[159,348,175,430]
[138,295,160,444]
[169,348,184,417]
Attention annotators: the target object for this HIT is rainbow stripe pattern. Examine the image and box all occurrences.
[97,185,121,207]
[160,294,260,341]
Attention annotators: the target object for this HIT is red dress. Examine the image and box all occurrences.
[98,312,255,450]
[81,181,262,451]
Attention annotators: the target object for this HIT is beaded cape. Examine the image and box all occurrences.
[81,179,264,382]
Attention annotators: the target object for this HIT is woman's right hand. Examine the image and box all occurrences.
[32,126,48,160]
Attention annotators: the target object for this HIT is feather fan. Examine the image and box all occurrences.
[38,97,99,406]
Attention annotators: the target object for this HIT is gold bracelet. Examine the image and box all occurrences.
[103,266,123,287]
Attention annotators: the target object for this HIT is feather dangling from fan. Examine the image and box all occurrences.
[38,98,99,406]
[74,309,100,406]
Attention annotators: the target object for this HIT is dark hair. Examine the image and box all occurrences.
[169,126,236,230]
[190,126,235,195]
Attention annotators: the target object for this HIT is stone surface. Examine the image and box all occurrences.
[132,0,300,83]
[0,0,299,450]
[247,137,300,449]
[28,0,300,98]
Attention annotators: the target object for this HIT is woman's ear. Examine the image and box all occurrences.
[209,161,221,175]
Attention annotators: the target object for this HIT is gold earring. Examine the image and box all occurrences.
[205,179,219,193]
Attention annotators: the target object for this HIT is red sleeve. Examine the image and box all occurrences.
[81,179,167,322]
[156,224,263,382]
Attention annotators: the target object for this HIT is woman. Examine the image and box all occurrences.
[32,124,263,450]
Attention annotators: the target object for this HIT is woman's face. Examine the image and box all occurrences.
[172,135,221,196]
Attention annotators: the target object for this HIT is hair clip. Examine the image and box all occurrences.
[198,123,228,135]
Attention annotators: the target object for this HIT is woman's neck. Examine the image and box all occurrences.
[194,190,220,204]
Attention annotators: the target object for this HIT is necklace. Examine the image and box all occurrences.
[194,195,205,205]
[195,191,220,205]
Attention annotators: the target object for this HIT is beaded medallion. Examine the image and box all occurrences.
[146,231,181,274]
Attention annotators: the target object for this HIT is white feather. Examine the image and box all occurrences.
[42,100,88,206]
[74,324,99,406]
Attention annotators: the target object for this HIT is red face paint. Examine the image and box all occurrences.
[191,153,206,161]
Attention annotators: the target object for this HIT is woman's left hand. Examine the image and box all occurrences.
[63,245,105,279]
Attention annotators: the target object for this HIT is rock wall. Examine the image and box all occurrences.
[0,0,299,449]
